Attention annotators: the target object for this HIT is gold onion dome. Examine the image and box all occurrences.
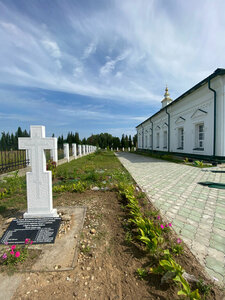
[161,86,172,103]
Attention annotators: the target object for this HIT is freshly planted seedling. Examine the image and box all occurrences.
[136,268,148,280]
[196,279,212,299]
[125,231,133,244]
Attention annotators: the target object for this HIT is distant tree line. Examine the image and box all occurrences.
[57,132,81,149]
[0,127,137,151]
[0,127,29,150]
[86,133,137,149]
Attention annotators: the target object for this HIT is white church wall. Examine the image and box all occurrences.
[213,76,225,156]
[222,79,225,156]
[137,127,143,148]
[169,83,214,156]
[143,120,151,149]
[137,73,225,158]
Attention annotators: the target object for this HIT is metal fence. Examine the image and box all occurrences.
[0,150,30,174]
[58,148,64,160]
[69,147,73,157]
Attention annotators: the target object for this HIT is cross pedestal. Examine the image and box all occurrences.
[19,126,58,218]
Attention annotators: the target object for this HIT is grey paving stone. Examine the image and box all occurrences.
[173,219,185,228]
[198,223,213,232]
[180,207,192,214]
[214,222,225,231]
[206,257,225,276]
[183,223,198,233]
[178,210,190,218]
[190,210,202,217]
[189,214,201,222]
[191,241,208,256]
[210,233,225,245]
[195,202,206,209]
[207,247,225,263]
[216,207,225,214]
[212,227,225,238]
[181,228,195,239]
[209,240,225,252]
[176,215,189,223]
[186,218,199,228]
[185,200,196,206]
[195,234,210,247]
[215,216,225,225]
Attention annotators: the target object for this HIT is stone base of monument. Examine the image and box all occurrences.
[26,206,86,272]
[23,208,59,219]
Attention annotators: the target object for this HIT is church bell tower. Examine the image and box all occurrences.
[161,86,172,108]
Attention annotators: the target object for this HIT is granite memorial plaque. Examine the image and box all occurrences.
[0,218,61,245]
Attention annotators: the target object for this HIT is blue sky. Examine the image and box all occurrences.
[0,0,224,139]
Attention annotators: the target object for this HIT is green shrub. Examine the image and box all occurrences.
[194,161,204,167]
[53,181,87,193]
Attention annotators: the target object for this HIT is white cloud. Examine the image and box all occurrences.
[0,112,36,122]
[115,71,122,78]
[100,59,116,76]
[73,66,83,77]
[82,42,97,59]
[42,39,61,58]
[100,50,130,76]
[0,21,19,33]
[58,106,147,123]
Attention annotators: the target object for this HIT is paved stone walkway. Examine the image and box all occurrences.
[116,152,225,286]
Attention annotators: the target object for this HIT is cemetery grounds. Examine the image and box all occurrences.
[0,151,224,300]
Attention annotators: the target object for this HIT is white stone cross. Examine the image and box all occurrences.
[82,145,86,155]
[50,148,58,163]
[64,143,69,162]
[78,144,82,156]
[72,143,77,158]
[18,125,58,218]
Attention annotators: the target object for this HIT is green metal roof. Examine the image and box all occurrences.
[136,68,225,128]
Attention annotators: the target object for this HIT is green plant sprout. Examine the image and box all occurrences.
[196,279,212,299]
[194,160,204,168]
[136,268,148,280]
[53,181,87,193]
[171,240,184,256]
[125,231,133,244]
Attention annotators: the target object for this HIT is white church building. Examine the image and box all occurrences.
[136,68,225,161]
